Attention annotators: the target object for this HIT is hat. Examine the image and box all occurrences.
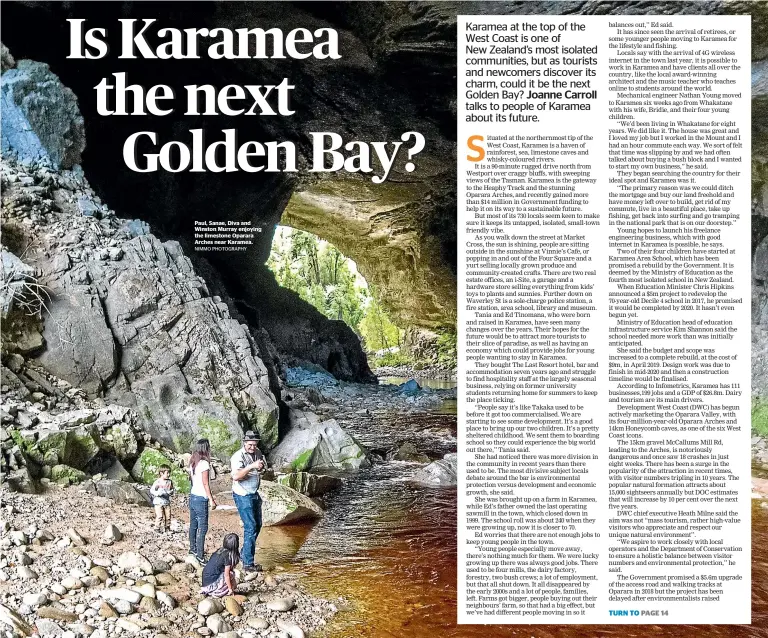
[242,430,260,442]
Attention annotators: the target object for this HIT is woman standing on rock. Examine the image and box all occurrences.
[188,438,216,564]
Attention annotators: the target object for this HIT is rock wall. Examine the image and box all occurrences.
[2,154,280,453]
[0,56,280,452]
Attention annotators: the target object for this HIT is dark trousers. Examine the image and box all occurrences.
[188,495,209,561]
[233,492,262,567]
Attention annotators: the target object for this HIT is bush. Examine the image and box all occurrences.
[370,350,413,369]
[753,398,768,437]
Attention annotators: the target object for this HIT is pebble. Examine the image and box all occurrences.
[155,590,176,609]
[17,565,38,580]
[155,572,177,586]
[132,582,155,598]
[99,602,117,618]
[116,618,141,633]
[61,577,83,591]
[264,575,278,587]
[22,592,47,607]
[34,618,63,636]
[67,528,87,546]
[37,606,79,622]
[116,552,153,575]
[50,584,68,595]
[9,531,28,545]
[89,567,109,583]
[103,524,122,542]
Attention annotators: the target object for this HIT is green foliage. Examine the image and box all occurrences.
[753,398,768,437]
[198,415,241,458]
[358,293,402,352]
[268,229,366,330]
[370,350,412,369]
[435,331,457,369]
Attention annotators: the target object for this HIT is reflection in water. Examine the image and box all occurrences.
[249,406,767,637]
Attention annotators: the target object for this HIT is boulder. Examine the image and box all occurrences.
[21,429,67,466]
[0,59,85,168]
[259,481,323,526]
[51,464,87,486]
[411,452,457,487]
[6,467,41,494]
[398,379,421,395]
[276,472,342,497]
[95,479,148,505]
[104,459,131,481]
[268,412,368,472]
[108,422,138,459]
[131,449,191,493]
[62,424,101,469]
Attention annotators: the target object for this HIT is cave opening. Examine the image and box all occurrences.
[266,225,407,373]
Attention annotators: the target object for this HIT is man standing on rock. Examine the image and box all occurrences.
[231,430,266,573]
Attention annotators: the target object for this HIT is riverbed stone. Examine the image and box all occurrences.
[198,598,223,616]
[266,597,295,612]
[21,592,47,607]
[277,620,306,638]
[117,551,153,575]
[223,596,243,617]
[276,471,342,497]
[206,614,231,634]
[268,414,368,472]
[37,606,78,622]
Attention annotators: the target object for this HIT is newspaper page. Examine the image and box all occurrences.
[0,3,765,638]
[458,14,752,624]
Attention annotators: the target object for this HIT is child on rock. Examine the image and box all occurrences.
[150,465,175,533]
[201,533,240,597]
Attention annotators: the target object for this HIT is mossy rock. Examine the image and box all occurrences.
[248,409,279,451]
[198,415,241,458]
[289,448,315,472]
[63,425,101,469]
[23,430,67,466]
[109,422,138,459]
[276,472,342,497]
[51,464,87,486]
[258,480,323,526]
[131,449,191,494]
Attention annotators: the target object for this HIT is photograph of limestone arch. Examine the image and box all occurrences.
[0,2,767,638]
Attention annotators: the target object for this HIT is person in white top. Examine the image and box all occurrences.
[188,438,216,563]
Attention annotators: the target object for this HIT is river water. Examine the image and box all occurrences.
[225,394,767,637]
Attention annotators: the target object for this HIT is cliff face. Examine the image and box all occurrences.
[1,54,283,452]
[2,154,280,452]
